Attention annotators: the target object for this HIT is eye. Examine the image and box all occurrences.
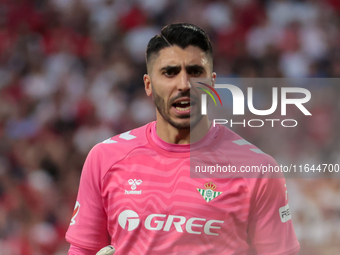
[189,69,203,76]
[187,66,205,77]
[162,68,180,77]
[163,70,176,77]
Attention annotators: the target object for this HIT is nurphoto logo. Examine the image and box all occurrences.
[195,79,312,128]
[197,82,222,115]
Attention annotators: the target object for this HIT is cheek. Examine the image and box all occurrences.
[153,83,172,100]
[151,84,166,103]
[152,75,178,101]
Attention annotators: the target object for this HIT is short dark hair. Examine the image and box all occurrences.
[146,23,213,72]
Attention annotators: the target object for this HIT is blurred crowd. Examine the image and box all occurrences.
[0,0,340,254]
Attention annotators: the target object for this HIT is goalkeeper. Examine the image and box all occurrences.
[66,23,300,255]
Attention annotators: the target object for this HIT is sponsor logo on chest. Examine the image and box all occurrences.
[118,209,224,236]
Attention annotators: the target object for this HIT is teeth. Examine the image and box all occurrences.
[176,106,192,111]
[179,101,190,104]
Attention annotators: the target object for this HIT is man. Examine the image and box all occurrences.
[66,23,300,255]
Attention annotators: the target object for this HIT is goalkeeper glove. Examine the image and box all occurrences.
[96,245,115,255]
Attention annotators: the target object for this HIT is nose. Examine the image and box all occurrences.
[177,71,191,92]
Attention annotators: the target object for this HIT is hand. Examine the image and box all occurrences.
[96,245,115,255]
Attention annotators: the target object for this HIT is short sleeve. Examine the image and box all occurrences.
[66,145,110,250]
[247,175,300,255]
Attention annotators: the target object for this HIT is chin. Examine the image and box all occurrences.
[169,115,203,130]
[168,119,191,130]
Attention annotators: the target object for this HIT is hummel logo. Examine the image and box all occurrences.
[128,179,142,190]
[125,179,142,195]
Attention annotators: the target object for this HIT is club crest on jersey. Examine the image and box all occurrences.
[197,182,222,202]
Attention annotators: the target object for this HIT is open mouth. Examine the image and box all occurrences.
[173,101,192,111]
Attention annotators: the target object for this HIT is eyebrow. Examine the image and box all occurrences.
[160,65,181,72]
[159,64,206,72]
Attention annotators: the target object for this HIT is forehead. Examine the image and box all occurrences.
[152,45,210,70]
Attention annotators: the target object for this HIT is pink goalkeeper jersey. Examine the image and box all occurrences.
[66,122,300,255]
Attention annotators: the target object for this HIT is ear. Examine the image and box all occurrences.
[144,74,152,96]
[211,72,217,87]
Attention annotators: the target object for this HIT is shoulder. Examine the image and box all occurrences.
[98,122,150,153]
[217,125,277,166]
[83,122,152,178]
[210,125,282,183]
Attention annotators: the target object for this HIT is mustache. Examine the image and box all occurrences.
[169,91,199,105]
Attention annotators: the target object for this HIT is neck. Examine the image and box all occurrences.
[155,115,211,144]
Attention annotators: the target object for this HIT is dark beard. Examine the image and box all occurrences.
[151,86,203,130]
